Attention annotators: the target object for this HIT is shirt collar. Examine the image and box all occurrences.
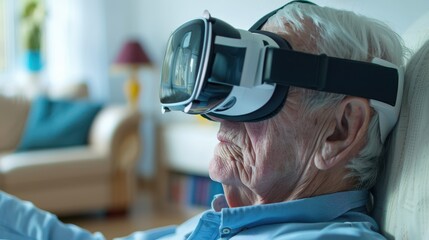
[213,190,369,231]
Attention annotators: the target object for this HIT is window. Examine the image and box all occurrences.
[0,0,16,76]
[0,0,7,71]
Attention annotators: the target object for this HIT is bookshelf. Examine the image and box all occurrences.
[156,121,223,209]
[168,172,223,208]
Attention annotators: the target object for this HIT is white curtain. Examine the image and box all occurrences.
[45,0,108,101]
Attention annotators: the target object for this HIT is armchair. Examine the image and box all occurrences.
[0,91,141,216]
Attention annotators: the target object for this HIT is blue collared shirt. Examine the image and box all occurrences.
[0,190,385,240]
[122,190,385,239]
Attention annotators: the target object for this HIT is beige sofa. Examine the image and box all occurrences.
[372,40,429,239]
[0,93,142,216]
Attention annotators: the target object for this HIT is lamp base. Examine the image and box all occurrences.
[124,77,140,109]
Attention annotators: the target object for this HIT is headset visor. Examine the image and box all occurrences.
[160,19,207,107]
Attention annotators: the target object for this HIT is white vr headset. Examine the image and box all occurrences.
[159,1,404,143]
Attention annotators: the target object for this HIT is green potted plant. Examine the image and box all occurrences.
[21,0,44,72]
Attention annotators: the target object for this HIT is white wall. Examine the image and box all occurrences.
[45,0,109,100]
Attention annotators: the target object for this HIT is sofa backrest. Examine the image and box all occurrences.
[372,40,429,239]
[0,95,31,151]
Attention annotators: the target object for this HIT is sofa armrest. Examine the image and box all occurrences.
[89,105,141,211]
[89,105,142,170]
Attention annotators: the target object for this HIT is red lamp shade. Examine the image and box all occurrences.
[115,40,151,66]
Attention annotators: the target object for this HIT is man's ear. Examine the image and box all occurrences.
[314,97,371,170]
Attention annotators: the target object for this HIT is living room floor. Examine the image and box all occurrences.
[61,183,205,239]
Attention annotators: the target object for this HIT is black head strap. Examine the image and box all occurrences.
[263,48,399,106]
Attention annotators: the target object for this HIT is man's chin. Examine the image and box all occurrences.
[208,156,222,182]
[208,155,233,185]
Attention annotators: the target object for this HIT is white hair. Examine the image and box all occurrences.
[264,2,405,189]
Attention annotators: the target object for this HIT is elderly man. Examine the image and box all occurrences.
[0,1,404,240]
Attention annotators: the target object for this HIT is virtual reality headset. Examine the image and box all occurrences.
[160,2,403,143]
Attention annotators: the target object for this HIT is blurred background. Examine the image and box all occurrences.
[0,0,428,238]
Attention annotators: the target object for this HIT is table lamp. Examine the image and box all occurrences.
[114,40,151,109]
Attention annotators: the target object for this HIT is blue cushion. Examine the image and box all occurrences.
[16,96,103,151]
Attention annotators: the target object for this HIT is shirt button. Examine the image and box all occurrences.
[221,227,231,235]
